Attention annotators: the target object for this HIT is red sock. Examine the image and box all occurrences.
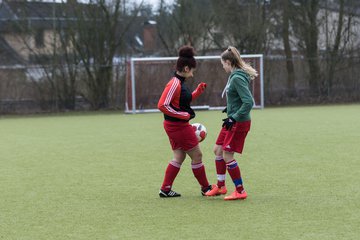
[215,156,226,187]
[226,159,244,193]
[161,160,181,191]
[191,162,209,189]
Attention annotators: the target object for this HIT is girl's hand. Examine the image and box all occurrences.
[196,82,207,93]
[222,117,235,130]
[192,82,207,100]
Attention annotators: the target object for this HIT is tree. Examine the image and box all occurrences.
[290,0,321,95]
[211,0,269,54]
[65,0,142,109]
[7,0,143,110]
[8,1,79,110]
[156,0,215,55]
[155,1,179,55]
[323,0,346,96]
[323,0,356,96]
[282,0,296,97]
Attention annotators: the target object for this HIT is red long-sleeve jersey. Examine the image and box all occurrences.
[158,73,199,122]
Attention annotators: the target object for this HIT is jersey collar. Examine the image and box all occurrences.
[174,72,186,82]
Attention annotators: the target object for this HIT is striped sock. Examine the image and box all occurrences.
[191,162,209,189]
[226,159,244,193]
[215,156,226,187]
[161,160,181,191]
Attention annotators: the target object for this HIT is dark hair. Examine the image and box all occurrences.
[176,46,196,72]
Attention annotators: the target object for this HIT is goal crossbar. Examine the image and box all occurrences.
[126,54,264,114]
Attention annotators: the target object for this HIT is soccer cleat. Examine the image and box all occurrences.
[224,190,247,200]
[201,185,213,196]
[159,189,181,198]
[205,185,228,196]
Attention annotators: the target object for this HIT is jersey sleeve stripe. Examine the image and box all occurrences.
[160,77,189,119]
[164,78,179,105]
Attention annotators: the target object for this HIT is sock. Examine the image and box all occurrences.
[215,156,226,188]
[191,162,210,190]
[226,159,244,193]
[161,160,181,191]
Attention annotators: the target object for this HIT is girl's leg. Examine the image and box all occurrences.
[204,145,228,196]
[160,149,186,193]
[187,145,211,193]
[213,144,226,188]
[223,151,245,194]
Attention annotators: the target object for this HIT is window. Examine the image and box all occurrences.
[35,29,45,48]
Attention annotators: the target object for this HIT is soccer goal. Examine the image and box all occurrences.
[125,54,263,113]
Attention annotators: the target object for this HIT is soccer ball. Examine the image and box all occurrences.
[191,123,207,142]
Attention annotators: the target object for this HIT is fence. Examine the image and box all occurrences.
[0,64,126,114]
[0,56,359,114]
[264,55,360,104]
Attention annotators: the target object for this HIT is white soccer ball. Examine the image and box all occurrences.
[191,123,207,142]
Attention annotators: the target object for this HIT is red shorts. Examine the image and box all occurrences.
[163,120,198,151]
[215,120,251,153]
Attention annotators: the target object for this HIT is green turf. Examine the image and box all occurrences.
[1,105,359,240]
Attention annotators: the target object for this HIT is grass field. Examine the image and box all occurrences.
[1,104,359,240]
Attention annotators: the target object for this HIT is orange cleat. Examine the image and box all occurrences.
[224,190,247,200]
[205,185,228,196]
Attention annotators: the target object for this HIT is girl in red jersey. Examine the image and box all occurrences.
[205,46,258,200]
[157,46,213,198]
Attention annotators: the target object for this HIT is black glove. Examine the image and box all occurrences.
[222,117,235,130]
[222,107,227,113]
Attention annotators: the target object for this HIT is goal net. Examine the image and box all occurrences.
[125,54,263,113]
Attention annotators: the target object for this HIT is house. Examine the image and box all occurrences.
[0,0,156,113]
[0,0,160,63]
[0,0,83,65]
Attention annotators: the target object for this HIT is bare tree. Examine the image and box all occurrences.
[323,0,345,95]
[155,1,179,55]
[210,0,269,54]
[65,0,142,109]
[290,0,321,95]
[7,1,79,110]
[156,0,215,55]
[282,0,296,97]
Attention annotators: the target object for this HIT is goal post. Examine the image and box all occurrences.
[125,54,264,113]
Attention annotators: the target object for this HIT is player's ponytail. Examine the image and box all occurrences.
[222,46,258,80]
[176,46,196,72]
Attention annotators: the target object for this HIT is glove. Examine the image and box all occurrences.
[222,107,227,113]
[189,113,195,120]
[222,117,235,130]
[192,82,207,100]
[195,82,207,94]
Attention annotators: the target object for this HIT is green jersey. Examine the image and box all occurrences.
[225,69,254,122]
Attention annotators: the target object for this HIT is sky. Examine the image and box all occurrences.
[138,0,174,9]
[42,0,173,4]
[132,0,173,9]
[37,0,174,10]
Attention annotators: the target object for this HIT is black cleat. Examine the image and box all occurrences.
[159,189,181,198]
[201,185,213,196]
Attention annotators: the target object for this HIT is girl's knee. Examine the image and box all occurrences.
[196,151,203,160]
[191,152,203,164]
[213,145,223,156]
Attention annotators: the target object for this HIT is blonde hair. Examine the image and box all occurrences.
[221,46,258,80]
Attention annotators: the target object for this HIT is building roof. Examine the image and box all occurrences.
[0,35,24,65]
[1,0,80,19]
[0,0,157,65]
[0,0,92,31]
